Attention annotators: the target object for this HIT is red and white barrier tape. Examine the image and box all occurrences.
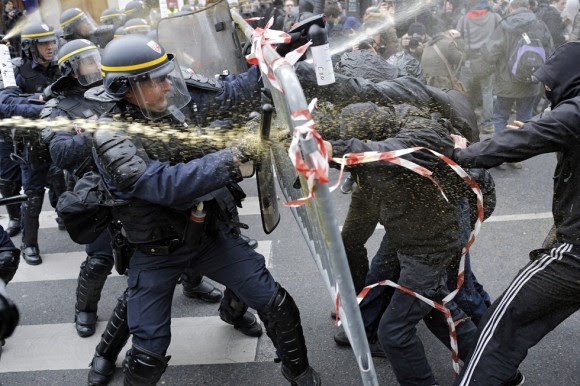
[245,17,311,93]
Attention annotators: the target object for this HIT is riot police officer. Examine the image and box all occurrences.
[59,8,98,41]
[122,18,151,36]
[87,34,320,385]
[124,0,149,22]
[13,22,65,265]
[99,8,126,29]
[59,8,115,48]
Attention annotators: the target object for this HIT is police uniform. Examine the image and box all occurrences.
[12,22,64,265]
[86,34,319,385]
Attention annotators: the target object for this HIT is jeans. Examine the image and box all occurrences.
[493,95,536,133]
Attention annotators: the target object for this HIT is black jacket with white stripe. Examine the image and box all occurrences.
[453,42,580,245]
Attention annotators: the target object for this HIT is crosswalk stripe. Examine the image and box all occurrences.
[0,197,263,230]
[11,241,272,283]
[0,316,259,373]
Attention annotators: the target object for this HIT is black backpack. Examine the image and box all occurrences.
[56,172,113,244]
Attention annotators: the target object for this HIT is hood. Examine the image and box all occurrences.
[465,10,496,27]
[501,9,538,33]
[534,41,580,107]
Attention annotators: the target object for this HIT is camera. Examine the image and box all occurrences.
[408,33,421,50]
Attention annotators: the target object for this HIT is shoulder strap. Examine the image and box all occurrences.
[432,42,462,80]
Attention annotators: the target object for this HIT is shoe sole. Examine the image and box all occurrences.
[23,258,42,266]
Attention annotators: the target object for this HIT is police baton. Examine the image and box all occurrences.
[0,195,28,207]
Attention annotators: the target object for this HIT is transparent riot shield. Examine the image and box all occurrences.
[157,0,247,77]
[232,12,379,386]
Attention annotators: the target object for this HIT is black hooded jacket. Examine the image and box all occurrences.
[453,42,580,245]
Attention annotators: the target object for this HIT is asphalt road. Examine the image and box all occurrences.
[0,149,577,386]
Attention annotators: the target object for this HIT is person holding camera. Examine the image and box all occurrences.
[2,0,23,56]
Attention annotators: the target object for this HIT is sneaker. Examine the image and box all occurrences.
[504,370,525,386]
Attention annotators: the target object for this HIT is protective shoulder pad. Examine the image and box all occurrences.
[93,128,149,192]
[85,85,121,103]
[184,73,223,93]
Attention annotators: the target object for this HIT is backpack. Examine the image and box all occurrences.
[56,172,113,244]
[508,31,546,83]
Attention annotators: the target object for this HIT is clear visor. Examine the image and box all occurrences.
[70,50,103,86]
[31,39,59,64]
[128,58,191,120]
[66,14,98,38]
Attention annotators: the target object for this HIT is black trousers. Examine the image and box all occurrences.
[456,242,580,385]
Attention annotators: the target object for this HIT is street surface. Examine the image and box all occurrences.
[0,151,577,385]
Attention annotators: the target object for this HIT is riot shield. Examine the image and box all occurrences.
[232,12,379,386]
[157,0,247,77]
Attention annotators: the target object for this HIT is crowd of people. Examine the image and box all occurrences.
[0,0,577,385]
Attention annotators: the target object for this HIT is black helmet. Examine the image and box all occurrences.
[100,8,126,27]
[124,1,147,21]
[57,39,102,86]
[20,22,59,63]
[60,8,98,40]
[123,18,151,35]
[101,35,190,119]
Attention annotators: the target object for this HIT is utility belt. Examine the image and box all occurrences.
[134,237,184,256]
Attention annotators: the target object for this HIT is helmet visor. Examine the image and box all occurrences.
[70,49,103,86]
[128,58,191,120]
[64,13,98,39]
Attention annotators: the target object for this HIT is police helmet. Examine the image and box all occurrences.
[100,8,126,27]
[57,39,102,86]
[124,1,147,21]
[101,35,191,119]
[123,18,151,35]
[60,8,98,41]
[113,27,125,39]
[20,22,59,64]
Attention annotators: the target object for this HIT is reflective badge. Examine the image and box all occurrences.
[147,40,162,54]
[73,123,83,134]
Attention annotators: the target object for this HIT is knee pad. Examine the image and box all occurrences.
[258,284,309,378]
[123,345,170,386]
[22,194,44,217]
[0,248,20,283]
[83,256,114,278]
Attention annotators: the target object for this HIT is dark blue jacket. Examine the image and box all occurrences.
[0,87,43,118]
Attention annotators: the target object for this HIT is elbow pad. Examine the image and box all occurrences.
[93,128,149,192]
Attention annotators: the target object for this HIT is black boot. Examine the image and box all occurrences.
[88,289,130,386]
[123,345,170,386]
[0,178,22,237]
[219,288,263,337]
[181,270,222,303]
[21,193,44,265]
[75,256,113,337]
[0,248,20,284]
[258,284,321,386]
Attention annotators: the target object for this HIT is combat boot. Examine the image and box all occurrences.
[219,288,263,337]
[21,193,44,265]
[181,270,222,303]
[0,178,22,237]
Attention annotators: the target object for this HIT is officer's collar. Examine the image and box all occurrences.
[31,59,58,70]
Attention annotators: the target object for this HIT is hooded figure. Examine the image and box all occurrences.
[452,41,580,385]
